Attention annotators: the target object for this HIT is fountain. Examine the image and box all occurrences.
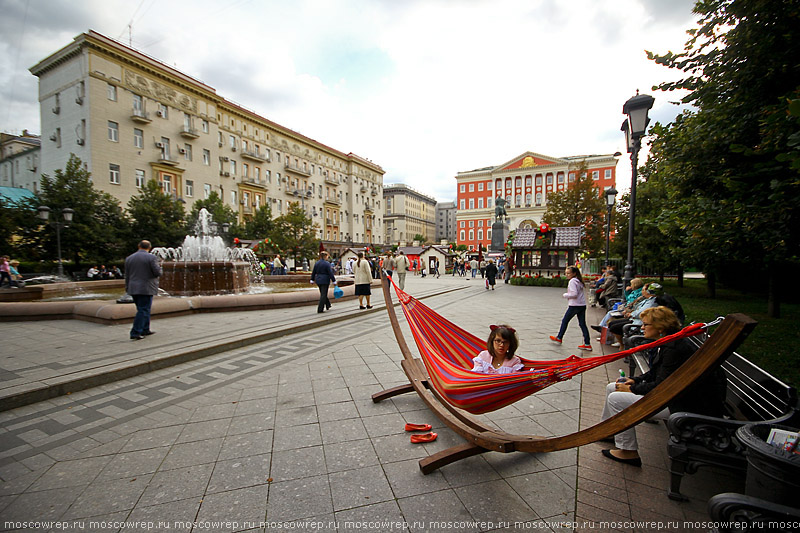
[151,209,259,296]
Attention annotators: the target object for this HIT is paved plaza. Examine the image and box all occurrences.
[0,274,743,532]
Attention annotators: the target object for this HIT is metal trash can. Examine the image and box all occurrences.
[735,423,800,507]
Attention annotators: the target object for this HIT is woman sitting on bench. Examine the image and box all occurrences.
[599,306,727,467]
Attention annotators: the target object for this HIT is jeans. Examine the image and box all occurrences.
[601,382,669,450]
[556,305,590,344]
[130,294,153,337]
[317,284,331,312]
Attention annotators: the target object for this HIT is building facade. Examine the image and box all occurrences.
[1,132,41,192]
[29,31,385,252]
[383,184,437,246]
[455,151,619,250]
[435,201,456,243]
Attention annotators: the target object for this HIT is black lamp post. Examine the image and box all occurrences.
[621,92,655,289]
[604,186,618,265]
[37,206,74,279]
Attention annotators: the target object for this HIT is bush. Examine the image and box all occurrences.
[509,275,569,288]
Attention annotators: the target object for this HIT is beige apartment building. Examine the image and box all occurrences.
[0,132,41,192]
[383,184,437,246]
[29,31,385,250]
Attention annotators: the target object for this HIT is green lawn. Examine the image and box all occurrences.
[643,278,800,388]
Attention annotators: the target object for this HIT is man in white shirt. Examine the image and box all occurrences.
[395,251,410,290]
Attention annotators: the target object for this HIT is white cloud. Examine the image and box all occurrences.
[0,0,697,202]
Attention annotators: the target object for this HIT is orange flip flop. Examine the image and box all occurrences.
[404,423,432,432]
[410,432,438,443]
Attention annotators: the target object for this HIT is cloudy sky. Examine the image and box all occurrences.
[0,0,697,202]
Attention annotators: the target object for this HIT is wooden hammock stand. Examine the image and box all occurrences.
[371,270,758,474]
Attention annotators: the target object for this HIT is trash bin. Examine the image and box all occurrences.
[735,423,800,507]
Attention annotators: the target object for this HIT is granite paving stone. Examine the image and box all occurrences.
[329,464,395,511]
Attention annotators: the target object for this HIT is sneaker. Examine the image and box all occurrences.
[549,336,562,344]
[610,342,621,347]
[578,344,593,351]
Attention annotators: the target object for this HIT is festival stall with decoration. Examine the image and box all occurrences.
[507,225,582,278]
[419,245,456,273]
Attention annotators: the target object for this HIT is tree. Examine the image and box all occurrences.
[646,0,800,315]
[22,154,127,269]
[187,191,237,233]
[540,161,606,257]
[238,204,275,240]
[272,202,319,268]
[413,234,425,243]
[127,179,187,248]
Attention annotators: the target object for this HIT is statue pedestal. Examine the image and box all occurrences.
[490,221,509,253]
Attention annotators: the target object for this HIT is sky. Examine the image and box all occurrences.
[0,0,698,202]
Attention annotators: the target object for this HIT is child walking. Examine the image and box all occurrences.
[550,266,592,351]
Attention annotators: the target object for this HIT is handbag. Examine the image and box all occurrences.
[333,285,344,299]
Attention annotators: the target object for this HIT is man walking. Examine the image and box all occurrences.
[125,240,162,340]
[395,250,410,290]
[310,251,337,313]
[384,252,396,280]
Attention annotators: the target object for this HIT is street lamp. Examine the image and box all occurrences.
[604,187,618,264]
[621,91,655,289]
[37,206,74,279]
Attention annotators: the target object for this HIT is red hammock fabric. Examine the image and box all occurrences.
[390,279,708,414]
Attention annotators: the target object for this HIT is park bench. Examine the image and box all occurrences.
[626,332,799,501]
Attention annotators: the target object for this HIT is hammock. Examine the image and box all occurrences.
[389,276,708,414]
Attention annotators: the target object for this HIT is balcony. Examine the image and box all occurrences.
[131,109,151,123]
[241,150,267,162]
[371,188,378,196]
[324,196,342,206]
[241,177,267,189]
[180,126,199,139]
[241,205,253,215]
[324,175,339,186]
[157,154,180,166]
[285,162,311,177]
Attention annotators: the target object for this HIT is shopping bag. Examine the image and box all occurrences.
[333,285,343,299]
[600,326,609,345]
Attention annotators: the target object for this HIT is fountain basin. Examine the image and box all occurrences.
[160,260,251,296]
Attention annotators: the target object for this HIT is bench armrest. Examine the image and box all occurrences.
[708,493,800,532]
[667,411,748,454]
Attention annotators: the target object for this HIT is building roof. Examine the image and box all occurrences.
[511,226,582,248]
[0,186,37,205]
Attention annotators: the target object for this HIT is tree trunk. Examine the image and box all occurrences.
[677,264,684,288]
[706,271,717,299]
[659,271,665,283]
[767,263,780,318]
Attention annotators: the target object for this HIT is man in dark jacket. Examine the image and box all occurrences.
[310,251,337,313]
[125,240,162,340]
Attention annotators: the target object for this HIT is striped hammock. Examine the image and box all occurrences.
[391,280,707,414]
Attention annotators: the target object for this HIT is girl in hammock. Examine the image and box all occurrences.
[471,325,524,374]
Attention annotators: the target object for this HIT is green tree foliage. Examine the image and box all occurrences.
[646,0,800,315]
[540,161,606,257]
[272,202,319,267]
[23,154,127,268]
[127,179,187,248]
[413,234,425,243]
[187,191,237,233]
[238,205,275,240]
[0,196,34,259]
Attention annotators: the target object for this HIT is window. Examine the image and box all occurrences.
[605,169,612,179]
[469,183,474,192]
[515,194,521,207]
[478,229,483,241]
[478,182,484,191]
[460,184,465,193]
[158,103,168,118]
[229,135,236,149]
[487,181,492,190]
[56,127,61,148]
[204,183,212,199]
[202,149,210,165]
[107,121,119,142]
[160,137,170,159]
[592,170,600,180]
[469,220,474,227]
[161,175,172,194]
[558,174,564,184]
[265,169,271,183]
[134,128,143,148]
[495,179,502,190]
[515,178,521,187]
[569,173,575,182]
[202,119,209,133]
[243,163,249,178]
[107,83,117,101]
[525,193,532,206]
[183,144,192,161]
[185,180,194,197]
[536,176,542,186]
[525,177,532,186]
[478,198,483,209]
[460,230,465,241]
[459,199,465,210]
[478,219,483,227]
[109,164,120,184]
[230,190,237,205]
[469,198,474,209]
[255,167,260,182]
[230,160,237,175]
[460,221,465,228]
[469,230,474,240]
[133,94,143,112]
[536,193,542,206]
[135,169,145,188]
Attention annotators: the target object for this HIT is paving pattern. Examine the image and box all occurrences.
[0,275,745,532]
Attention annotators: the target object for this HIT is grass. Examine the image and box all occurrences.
[642,278,800,388]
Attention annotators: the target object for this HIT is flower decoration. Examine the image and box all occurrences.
[539,223,550,233]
